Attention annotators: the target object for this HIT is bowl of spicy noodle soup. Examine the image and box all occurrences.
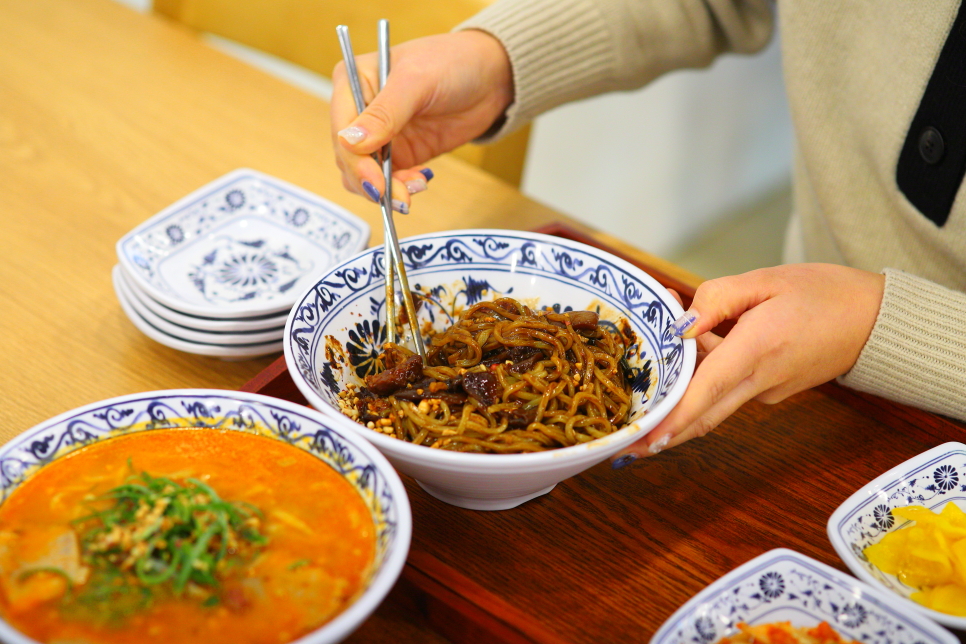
[284,229,696,510]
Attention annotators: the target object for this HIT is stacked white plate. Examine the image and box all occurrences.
[114,169,370,359]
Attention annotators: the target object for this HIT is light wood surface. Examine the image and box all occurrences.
[0,0,696,446]
[153,0,532,186]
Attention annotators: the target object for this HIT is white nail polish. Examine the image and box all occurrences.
[648,433,671,455]
[671,309,699,337]
[405,178,428,195]
[338,126,368,145]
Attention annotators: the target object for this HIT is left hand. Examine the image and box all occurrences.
[613,263,885,462]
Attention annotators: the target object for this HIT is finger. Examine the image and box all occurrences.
[336,72,426,157]
[394,167,434,196]
[666,288,684,308]
[615,325,770,464]
[670,271,774,339]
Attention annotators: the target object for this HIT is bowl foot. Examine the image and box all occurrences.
[414,481,556,511]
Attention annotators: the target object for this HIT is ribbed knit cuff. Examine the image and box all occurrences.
[839,268,966,421]
[456,0,619,140]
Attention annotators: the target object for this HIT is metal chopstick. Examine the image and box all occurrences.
[336,23,426,359]
[335,25,396,346]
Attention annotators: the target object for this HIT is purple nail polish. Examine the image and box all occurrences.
[670,310,699,337]
[392,199,410,215]
[611,453,637,470]
[362,181,381,203]
[419,168,434,182]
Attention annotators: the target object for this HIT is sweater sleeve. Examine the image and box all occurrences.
[838,268,966,421]
[457,0,775,139]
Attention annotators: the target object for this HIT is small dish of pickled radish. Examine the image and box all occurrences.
[828,442,966,630]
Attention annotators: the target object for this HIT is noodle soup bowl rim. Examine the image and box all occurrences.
[284,228,696,509]
[0,388,411,644]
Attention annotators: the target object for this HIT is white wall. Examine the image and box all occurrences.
[522,34,792,257]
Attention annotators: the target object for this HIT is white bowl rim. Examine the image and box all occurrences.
[650,548,958,644]
[0,388,412,644]
[826,441,966,630]
[116,168,370,319]
[283,227,697,467]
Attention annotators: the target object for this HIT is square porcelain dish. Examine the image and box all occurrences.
[827,442,966,630]
[651,549,956,644]
[117,169,369,319]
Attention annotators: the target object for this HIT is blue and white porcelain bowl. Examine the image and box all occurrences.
[0,390,411,644]
[651,549,956,644]
[827,442,966,630]
[117,169,370,319]
[283,229,696,511]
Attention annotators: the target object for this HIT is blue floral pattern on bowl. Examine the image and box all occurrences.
[651,549,955,644]
[0,391,404,566]
[285,230,685,429]
[117,169,370,317]
[827,442,966,629]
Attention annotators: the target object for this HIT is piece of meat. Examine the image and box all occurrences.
[365,355,424,396]
[461,371,502,407]
[568,310,599,332]
[501,406,538,428]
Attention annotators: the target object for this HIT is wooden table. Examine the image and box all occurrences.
[3,0,964,642]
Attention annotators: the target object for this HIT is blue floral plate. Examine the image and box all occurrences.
[117,169,370,319]
[284,229,695,511]
[0,390,411,644]
[827,442,966,630]
[650,549,956,644]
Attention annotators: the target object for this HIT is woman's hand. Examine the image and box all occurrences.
[330,30,513,213]
[613,264,885,464]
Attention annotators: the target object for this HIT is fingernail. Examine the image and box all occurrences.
[611,453,638,470]
[671,309,699,337]
[362,181,381,203]
[392,199,409,215]
[338,125,368,145]
[648,433,671,455]
[405,178,428,195]
[419,168,434,182]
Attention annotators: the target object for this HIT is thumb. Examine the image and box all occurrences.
[336,79,422,156]
[670,273,770,339]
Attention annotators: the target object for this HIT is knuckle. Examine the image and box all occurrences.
[362,100,395,133]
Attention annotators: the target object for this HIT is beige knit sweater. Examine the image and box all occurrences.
[460,0,966,421]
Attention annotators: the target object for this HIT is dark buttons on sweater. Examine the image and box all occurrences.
[918,126,945,165]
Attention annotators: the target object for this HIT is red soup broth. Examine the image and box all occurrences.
[0,428,376,644]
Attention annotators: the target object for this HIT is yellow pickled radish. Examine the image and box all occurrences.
[893,505,941,524]
[864,528,908,575]
[864,503,966,617]
[925,583,966,616]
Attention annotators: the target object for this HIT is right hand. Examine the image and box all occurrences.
[330,30,514,213]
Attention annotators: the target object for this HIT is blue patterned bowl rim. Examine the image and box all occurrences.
[650,548,956,644]
[0,389,411,644]
[827,441,966,630]
[283,228,697,465]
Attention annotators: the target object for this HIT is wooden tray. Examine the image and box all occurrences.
[241,223,966,644]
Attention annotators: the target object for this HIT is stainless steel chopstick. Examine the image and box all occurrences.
[336,23,426,359]
[336,24,396,346]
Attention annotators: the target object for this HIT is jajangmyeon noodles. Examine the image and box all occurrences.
[338,297,634,453]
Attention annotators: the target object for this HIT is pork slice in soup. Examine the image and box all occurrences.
[0,428,376,644]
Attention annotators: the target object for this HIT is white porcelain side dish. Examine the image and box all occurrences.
[117,169,370,319]
[117,264,289,333]
[827,441,966,631]
[284,229,696,511]
[112,265,284,359]
[650,549,957,644]
[0,389,411,644]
